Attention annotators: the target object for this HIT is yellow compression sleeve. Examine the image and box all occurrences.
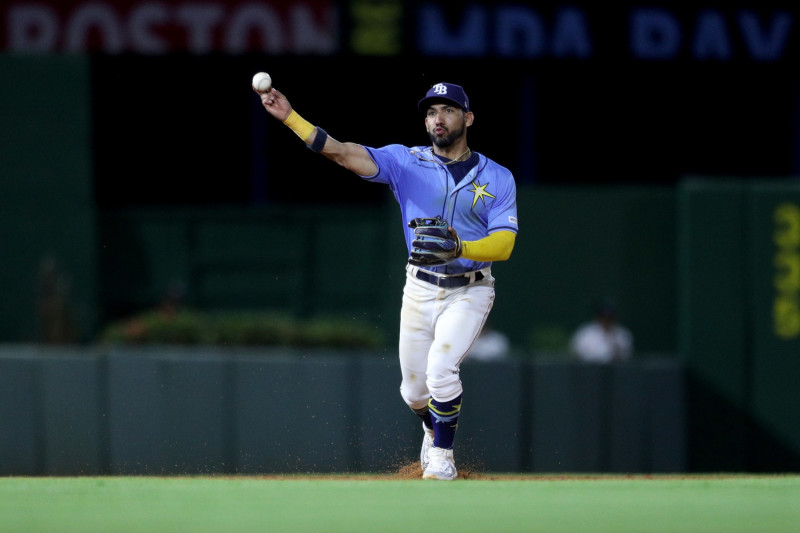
[461,231,516,262]
[283,110,315,141]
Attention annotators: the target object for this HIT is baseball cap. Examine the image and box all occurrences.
[418,82,470,112]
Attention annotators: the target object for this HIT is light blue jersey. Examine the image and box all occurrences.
[362,144,519,274]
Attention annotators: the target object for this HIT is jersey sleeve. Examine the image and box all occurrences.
[487,167,519,234]
[358,144,409,187]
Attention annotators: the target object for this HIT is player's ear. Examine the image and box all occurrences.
[465,111,474,127]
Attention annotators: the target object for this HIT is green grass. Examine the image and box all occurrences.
[1,475,798,533]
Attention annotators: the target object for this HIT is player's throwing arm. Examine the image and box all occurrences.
[253,73,377,177]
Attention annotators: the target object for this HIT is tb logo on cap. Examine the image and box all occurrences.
[432,83,448,95]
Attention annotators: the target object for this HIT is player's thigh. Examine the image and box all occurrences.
[398,275,436,378]
[431,284,495,368]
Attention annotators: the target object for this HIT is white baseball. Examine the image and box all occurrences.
[252,72,272,93]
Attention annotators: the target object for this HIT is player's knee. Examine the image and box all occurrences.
[426,373,462,402]
[400,381,429,410]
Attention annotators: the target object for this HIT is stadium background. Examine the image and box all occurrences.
[0,1,798,474]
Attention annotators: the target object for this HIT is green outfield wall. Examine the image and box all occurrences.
[96,186,678,355]
[0,346,684,475]
[679,179,800,471]
[0,56,98,343]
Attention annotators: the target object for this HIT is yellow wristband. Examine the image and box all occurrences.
[283,110,315,141]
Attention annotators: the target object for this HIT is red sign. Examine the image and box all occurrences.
[2,1,339,54]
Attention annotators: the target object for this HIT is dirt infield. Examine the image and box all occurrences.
[231,462,789,482]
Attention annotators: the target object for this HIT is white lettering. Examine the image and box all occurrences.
[8,5,59,52]
[225,3,284,54]
[3,1,338,55]
[129,3,170,54]
[693,10,731,60]
[65,3,124,53]
[175,4,225,54]
[630,8,681,59]
[291,4,338,54]
[739,10,792,61]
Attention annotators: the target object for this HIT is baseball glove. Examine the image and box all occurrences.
[408,216,462,267]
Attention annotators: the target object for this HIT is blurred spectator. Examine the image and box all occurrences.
[568,299,633,363]
[469,323,511,361]
[37,255,77,343]
[159,279,186,318]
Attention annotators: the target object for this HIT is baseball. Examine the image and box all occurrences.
[252,72,272,93]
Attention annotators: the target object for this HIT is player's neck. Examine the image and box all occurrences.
[433,142,471,163]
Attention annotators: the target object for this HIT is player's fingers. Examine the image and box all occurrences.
[261,88,282,106]
[260,92,276,106]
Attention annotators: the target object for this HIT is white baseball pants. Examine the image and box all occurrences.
[398,265,495,409]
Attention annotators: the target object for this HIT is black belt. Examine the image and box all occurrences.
[415,269,484,288]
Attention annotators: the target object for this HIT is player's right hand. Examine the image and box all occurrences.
[256,87,292,122]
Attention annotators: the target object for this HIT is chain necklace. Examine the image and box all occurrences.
[409,147,472,166]
[436,147,472,165]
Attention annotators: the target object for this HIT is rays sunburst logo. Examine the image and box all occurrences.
[468,181,496,209]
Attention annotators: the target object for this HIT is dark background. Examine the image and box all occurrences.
[90,54,799,207]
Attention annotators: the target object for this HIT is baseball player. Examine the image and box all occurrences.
[255,81,518,480]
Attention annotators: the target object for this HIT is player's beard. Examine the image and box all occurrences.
[428,123,465,148]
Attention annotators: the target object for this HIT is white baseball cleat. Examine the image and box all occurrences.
[422,446,458,480]
[420,423,434,471]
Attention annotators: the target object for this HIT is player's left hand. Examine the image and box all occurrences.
[408,216,462,266]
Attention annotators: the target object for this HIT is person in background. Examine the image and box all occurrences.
[468,322,511,361]
[568,299,633,363]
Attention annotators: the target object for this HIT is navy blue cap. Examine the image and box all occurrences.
[418,82,470,112]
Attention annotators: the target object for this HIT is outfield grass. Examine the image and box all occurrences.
[1,475,798,533]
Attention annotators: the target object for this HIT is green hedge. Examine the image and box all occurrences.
[97,310,384,349]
